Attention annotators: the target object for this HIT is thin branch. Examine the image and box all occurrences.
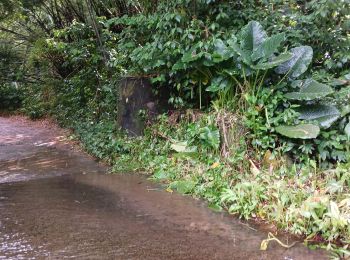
[0,26,30,41]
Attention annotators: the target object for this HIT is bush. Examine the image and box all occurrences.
[0,83,23,111]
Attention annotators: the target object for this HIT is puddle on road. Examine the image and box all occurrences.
[0,149,328,259]
[0,148,72,184]
[0,117,328,259]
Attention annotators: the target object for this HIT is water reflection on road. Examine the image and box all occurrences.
[0,117,327,259]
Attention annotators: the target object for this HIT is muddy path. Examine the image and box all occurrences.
[0,116,327,259]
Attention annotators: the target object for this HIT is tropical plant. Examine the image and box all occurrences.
[276,76,350,140]
[201,21,350,163]
[204,21,297,108]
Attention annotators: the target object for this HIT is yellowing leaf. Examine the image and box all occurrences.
[210,162,220,169]
[249,160,260,176]
[260,239,269,251]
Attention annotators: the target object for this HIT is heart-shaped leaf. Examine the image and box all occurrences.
[276,124,320,139]
[285,79,334,101]
[298,105,340,129]
[239,21,267,52]
[251,33,285,61]
[253,52,292,70]
[275,46,313,78]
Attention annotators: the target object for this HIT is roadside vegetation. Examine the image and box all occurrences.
[1,0,350,256]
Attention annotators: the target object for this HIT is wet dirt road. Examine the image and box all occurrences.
[0,116,327,259]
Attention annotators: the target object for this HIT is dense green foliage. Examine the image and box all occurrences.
[71,113,350,254]
[1,0,350,253]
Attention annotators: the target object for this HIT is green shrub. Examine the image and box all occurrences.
[0,83,23,111]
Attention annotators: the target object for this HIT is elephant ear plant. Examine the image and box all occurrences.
[203,21,318,112]
[275,68,350,141]
[199,21,349,161]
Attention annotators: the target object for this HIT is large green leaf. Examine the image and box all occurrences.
[275,46,313,78]
[251,33,285,61]
[170,141,197,153]
[345,123,350,138]
[170,180,197,194]
[252,52,292,70]
[205,76,230,92]
[298,104,340,129]
[275,124,320,139]
[229,40,252,65]
[341,105,350,117]
[285,79,334,101]
[239,21,267,52]
[212,39,233,63]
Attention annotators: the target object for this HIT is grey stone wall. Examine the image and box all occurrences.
[117,77,156,136]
